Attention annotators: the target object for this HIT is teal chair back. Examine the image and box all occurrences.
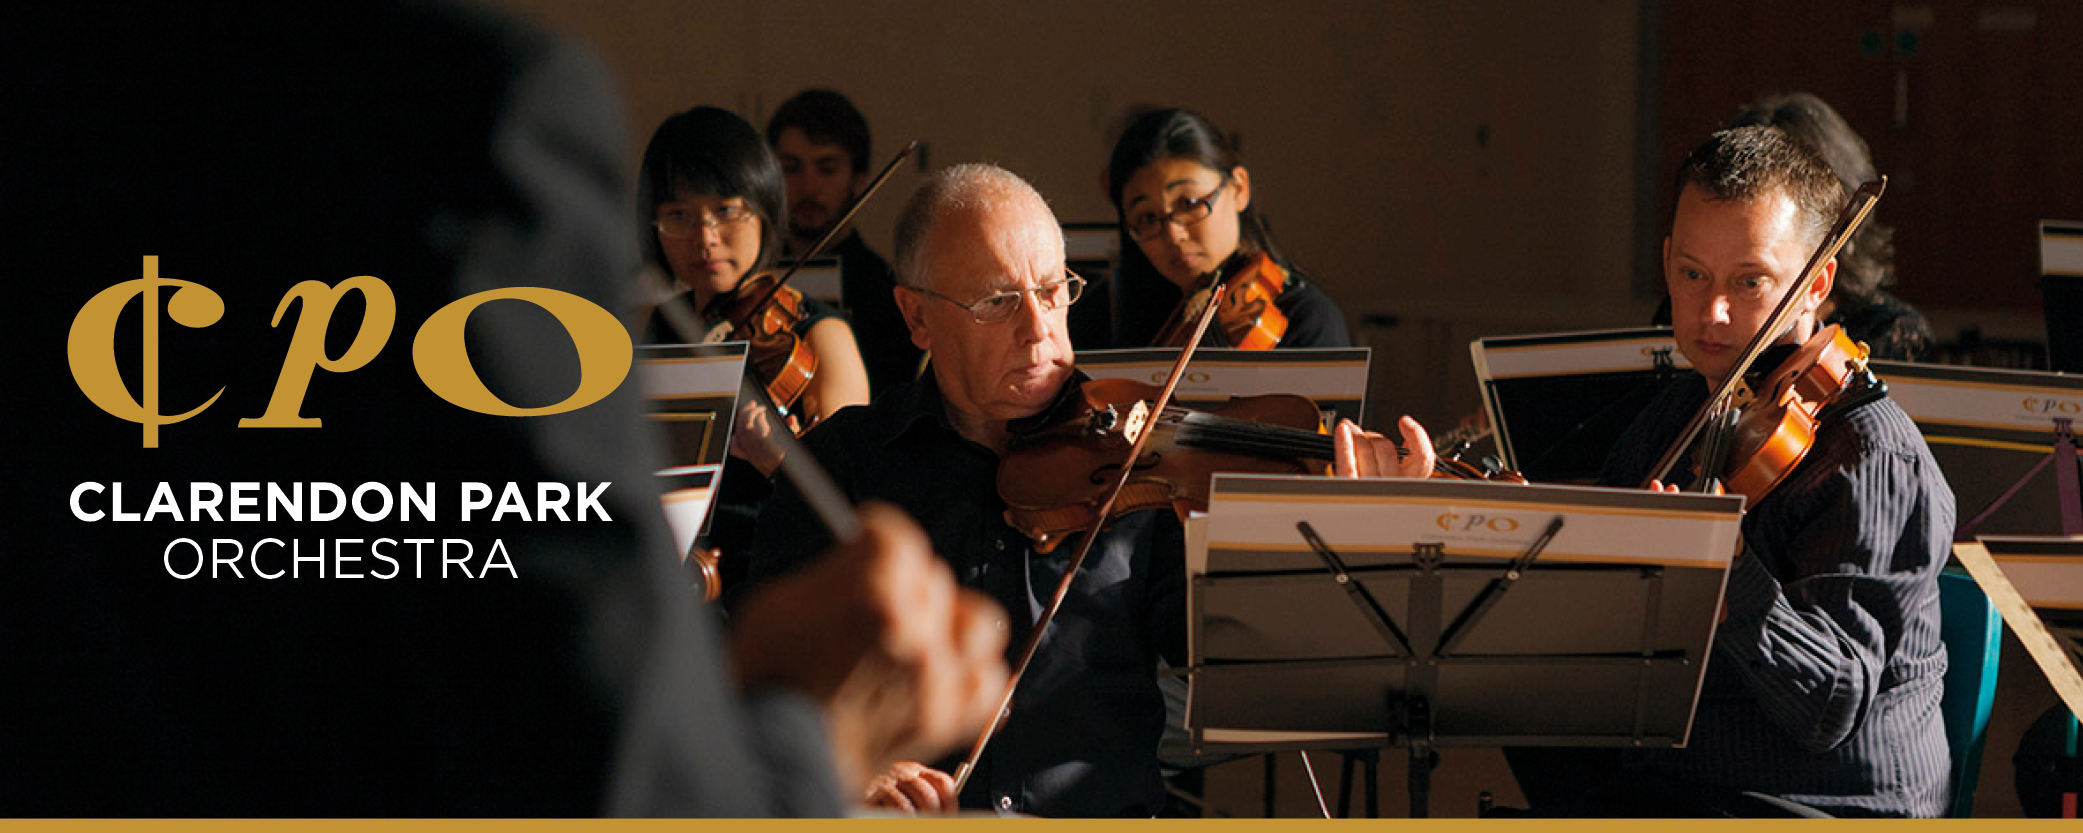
[1937,568,2004,818]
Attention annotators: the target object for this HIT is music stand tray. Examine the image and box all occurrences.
[1184,475,1744,816]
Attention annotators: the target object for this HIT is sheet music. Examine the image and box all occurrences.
[639,343,749,546]
[656,465,721,561]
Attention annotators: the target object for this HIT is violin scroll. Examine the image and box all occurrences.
[1433,453,1529,484]
[687,545,722,602]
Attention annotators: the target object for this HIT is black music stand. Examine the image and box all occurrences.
[1184,478,1733,818]
[1869,360,2083,540]
[1472,327,1685,483]
[637,342,748,593]
[1957,417,2083,540]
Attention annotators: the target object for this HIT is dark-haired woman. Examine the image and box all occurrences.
[638,107,870,598]
[638,106,870,470]
[1107,108,1351,349]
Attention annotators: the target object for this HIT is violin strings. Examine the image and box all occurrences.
[1176,415,1330,457]
[1166,409,1334,460]
[1176,426,1326,458]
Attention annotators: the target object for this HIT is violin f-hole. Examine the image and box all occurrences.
[1090,452,1164,486]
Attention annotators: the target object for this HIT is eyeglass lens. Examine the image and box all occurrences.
[1128,178,1225,241]
[968,275,1084,323]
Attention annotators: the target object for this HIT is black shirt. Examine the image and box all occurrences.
[1262,272,1351,348]
[741,372,1188,817]
[824,231,921,397]
[1178,269,1352,350]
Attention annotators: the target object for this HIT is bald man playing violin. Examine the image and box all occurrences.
[736,163,1427,817]
[1507,126,1953,818]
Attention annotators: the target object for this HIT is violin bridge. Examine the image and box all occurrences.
[1122,400,1150,445]
[1730,379,1755,409]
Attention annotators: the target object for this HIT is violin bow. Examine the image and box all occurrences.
[951,283,1231,795]
[726,140,919,319]
[1641,177,1885,488]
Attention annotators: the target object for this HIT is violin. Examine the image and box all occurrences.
[957,281,1515,793]
[1714,324,1880,501]
[1152,251,1290,349]
[701,272,817,423]
[1644,178,1887,501]
[999,377,1525,552]
[999,377,1328,552]
[685,141,920,430]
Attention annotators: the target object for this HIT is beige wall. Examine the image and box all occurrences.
[493,0,1649,429]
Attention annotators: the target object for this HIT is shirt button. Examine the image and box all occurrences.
[997,795,1014,812]
[995,538,1007,551]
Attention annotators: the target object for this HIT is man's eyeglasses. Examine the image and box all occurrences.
[1124,173,1230,242]
[654,203,758,239]
[910,271,1086,325]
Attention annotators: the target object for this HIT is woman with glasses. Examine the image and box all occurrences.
[639,106,872,458]
[639,106,871,599]
[1106,108,1352,349]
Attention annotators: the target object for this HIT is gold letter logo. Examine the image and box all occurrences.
[240,276,397,428]
[68,257,225,447]
[412,287,632,416]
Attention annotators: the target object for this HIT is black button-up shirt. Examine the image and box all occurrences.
[741,371,1187,817]
[1600,366,1952,817]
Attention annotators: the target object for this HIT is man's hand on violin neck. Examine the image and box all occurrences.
[1334,416,1435,479]
[728,502,1010,794]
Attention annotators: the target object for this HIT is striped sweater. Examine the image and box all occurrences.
[1600,369,1953,818]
